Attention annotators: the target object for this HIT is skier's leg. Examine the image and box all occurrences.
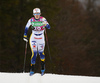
[38,43,45,72]
[39,52,45,71]
[29,34,37,74]
[30,49,37,72]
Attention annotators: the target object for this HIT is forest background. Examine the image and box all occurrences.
[0,0,100,76]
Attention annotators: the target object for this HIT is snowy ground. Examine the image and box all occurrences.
[0,72,100,83]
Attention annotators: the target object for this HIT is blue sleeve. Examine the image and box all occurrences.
[24,19,31,37]
[24,27,28,37]
[46,24,50,29]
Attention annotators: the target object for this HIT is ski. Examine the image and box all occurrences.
[29,70,45,76]
[29,73,44,76]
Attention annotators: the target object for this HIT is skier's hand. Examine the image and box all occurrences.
[31,26,35,30]
[42,21,47,26]
[23,37,28,42]
[23,35,28,42]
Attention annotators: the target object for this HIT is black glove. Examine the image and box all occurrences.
[31,26,35,30]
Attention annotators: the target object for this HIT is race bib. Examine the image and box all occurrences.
[31,21,45,31]
[31,21,43,27]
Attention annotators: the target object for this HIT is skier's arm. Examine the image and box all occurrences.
[42,17,50,29]
[24,19,31,37]
[45,24,50,29]
[23,19,31,42]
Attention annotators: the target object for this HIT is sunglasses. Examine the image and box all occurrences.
[33,13,40,15]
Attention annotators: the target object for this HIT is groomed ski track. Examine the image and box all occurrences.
[0,72,100,83]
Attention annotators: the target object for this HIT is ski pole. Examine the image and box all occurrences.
[23,41,28,73]
[45,29,52,63]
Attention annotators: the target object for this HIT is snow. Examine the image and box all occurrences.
[0,72,100,83]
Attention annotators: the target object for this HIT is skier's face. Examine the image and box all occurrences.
[33,12,41,19]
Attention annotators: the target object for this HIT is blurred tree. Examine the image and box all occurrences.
[52,0,100,76]
[0,0,100,76]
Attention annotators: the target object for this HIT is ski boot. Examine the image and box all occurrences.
[41,69,45,76]
[41,61,45,76]
[30,71,34,76]
[30,64,35,76]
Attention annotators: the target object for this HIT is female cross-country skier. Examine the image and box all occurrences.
[23,8,50,76]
